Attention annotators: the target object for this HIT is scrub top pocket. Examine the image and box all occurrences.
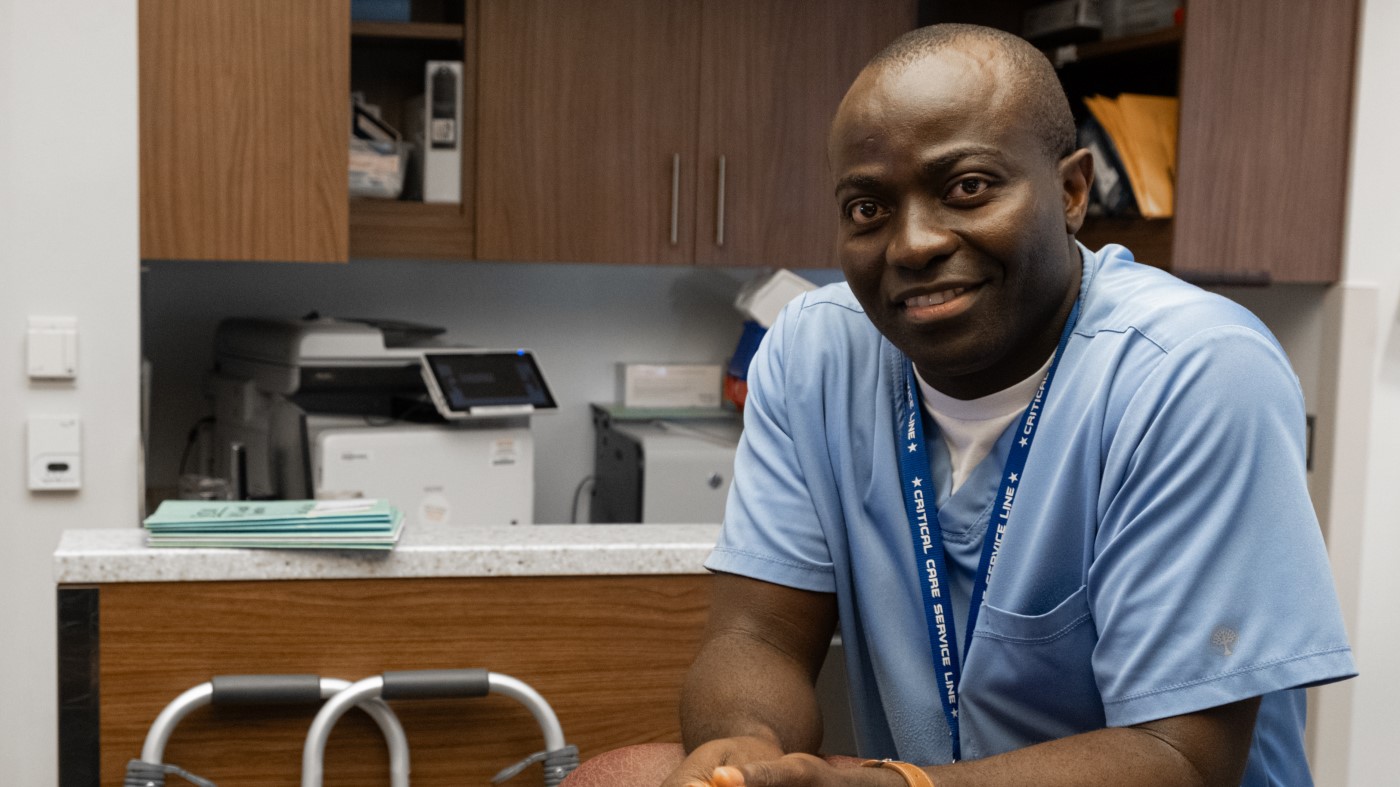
[958,585,1104,759]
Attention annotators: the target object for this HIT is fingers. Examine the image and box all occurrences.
[708,766,745,786]
[719,753,827,787]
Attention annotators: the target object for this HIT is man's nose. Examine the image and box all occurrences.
[887,203,956,269]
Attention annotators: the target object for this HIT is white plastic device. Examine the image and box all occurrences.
[418,350,557,421]
[28,415,81,490]
[27,316,78,380]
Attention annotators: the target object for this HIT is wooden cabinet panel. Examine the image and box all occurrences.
[86,575,710,787]
[140,0,350,262]
[1171,0,1358,283]
[695,0,916,268]
[475,0,702,265]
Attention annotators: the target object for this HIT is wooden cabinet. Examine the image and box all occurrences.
[140,0,476,263]
[694,0,916,268]
[1170,0,1357,284]
[139,0,350,263]
[139,1,1358,278]
[930,0,1359,284]
[475,0,916,267]
[474,1,701,266]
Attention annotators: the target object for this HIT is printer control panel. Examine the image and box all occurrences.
[420,351,557,420]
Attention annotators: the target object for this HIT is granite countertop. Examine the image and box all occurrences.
[54,522,722,584]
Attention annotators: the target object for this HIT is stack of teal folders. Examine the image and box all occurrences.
[142,499,405,550]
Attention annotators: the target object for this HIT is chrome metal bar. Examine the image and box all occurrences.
[716,155,727,247]
[670,153,681,246]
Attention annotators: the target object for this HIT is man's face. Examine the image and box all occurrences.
[829,46,1088,399]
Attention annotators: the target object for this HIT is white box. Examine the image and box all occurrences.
[620,364,723,409]
[422,60,463,203]
[1023,0,1103,44]
[28,415,81,491]
[1101,0,1179,38]
[734,269,818,329]
[27,316,78,380]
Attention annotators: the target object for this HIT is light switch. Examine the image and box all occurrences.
[27,316,77,380]
[28,415,81,491]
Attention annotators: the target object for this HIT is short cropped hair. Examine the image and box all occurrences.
[868,24,1077,160]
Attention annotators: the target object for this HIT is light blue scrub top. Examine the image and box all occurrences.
[707,245,1355,784]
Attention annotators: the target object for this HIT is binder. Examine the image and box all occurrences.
[1077,113,1138,217]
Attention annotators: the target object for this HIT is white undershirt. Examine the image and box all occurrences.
[915,354,1054,494]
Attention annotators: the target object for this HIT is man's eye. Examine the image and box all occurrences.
[947,177,989,200]
[846,200,887,225]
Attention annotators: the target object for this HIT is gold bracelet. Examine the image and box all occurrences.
[861,758,936,787]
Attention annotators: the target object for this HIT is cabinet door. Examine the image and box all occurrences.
[694,0,915,268]
[1172,0,1358,283]
[139,0,350,262]
[475,0,701,265]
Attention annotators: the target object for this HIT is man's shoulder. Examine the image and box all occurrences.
[1082,245,1278,355]
[772,282,880,343]
[791,281,866,315]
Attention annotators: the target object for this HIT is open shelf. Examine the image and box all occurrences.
[1050,25,1183,66]
[1077,216,1173,270]
[351,21,465,41]
[349,199,473,259]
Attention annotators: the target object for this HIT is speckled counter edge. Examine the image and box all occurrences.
[54,523,722,583]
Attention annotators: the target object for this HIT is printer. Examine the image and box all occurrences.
[207,317,556,526]
[589,404,742,524]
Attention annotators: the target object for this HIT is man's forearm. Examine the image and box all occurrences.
[925,698,1261,787]
[680,627,828,755]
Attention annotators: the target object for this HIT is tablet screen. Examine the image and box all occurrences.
[421,351,557,415]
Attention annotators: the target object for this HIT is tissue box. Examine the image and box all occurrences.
[734,269,817,329]
[620,364,723,409]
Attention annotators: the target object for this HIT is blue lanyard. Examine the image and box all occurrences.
[896,299,1080,761]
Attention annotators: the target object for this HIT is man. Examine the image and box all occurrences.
[653,22,1355,787]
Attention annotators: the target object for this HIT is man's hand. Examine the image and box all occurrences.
[669,575,839,785]
[699,754,901,787]
[660,734,785,787]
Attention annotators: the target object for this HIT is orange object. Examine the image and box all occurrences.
[862,758,937,787]
[723,374,749,413]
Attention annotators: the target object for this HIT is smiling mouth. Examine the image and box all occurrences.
[900,284,980,321]
[904,287,968,308]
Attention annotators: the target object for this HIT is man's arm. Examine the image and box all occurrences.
[923,696,1260,786]
[715,697,1259,787]
[661,572,838,787]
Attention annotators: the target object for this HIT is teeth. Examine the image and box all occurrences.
[906,287,966,308]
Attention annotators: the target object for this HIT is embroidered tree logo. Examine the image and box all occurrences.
[1211,627,1239,656]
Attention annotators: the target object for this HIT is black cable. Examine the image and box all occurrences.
[570,475,596,524]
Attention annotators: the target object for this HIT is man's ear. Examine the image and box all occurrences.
[1060,148,1094,234]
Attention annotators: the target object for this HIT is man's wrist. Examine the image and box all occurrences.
[861,759,936,787]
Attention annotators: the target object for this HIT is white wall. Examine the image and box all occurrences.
[1323,0,1400,781]
[0,0,140,783]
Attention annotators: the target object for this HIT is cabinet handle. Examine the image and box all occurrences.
[670,154,681,246]
[715,155,727,247]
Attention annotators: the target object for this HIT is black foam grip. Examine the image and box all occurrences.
[381,669,490,700]
[210,674,324,705]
